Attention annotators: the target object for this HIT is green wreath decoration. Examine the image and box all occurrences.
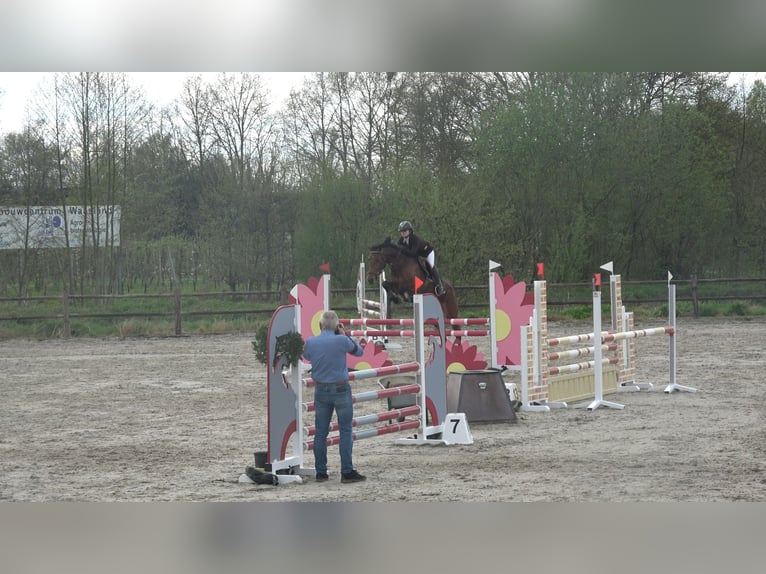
[253,323,304,369]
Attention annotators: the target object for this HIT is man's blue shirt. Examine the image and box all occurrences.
[303,330,363,383]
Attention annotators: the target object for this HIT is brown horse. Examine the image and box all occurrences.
[367,237,459,321]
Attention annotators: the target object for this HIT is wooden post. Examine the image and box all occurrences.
[691,275,699,318]
[62,291,71,338]
[280,284,288,305]
[174,289,182,335]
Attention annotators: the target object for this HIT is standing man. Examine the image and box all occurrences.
[302,310,367,483]
[397,220,445,296]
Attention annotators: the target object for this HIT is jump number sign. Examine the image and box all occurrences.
[442,412,473,445]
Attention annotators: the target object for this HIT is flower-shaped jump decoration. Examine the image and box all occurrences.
[347,339,393,371]
[445,340,487,373]
[289,276,326,340]
[493,273,534,367]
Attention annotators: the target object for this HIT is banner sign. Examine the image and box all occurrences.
[0,205,120,249]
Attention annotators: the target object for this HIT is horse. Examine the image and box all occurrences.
[367,237,459,323]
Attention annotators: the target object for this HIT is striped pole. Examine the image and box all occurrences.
[548,343,619,361]
[341,317,415,326]
[549,326,673,347]
[304,405,422,437]
[306,419,422,451]
[361,300,383,316]
[344,329,489,338]
[447,318,490,326]
[602,327,674,342]
[340,317,491,327]
[302,361,420,388]
[302,383,421,413]
[549,357,620,376]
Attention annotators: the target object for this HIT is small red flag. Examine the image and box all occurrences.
[594,273,601,288]
[319,262,331,273]
[414,276,424,293]
[536,262,544,278]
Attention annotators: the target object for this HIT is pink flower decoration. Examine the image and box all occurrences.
[445,340,487,372]
[289,276,326,340]
[348,339,393,370]
[493,274,534,366]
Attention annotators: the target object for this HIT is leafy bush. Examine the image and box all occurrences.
[725,301,749,316]
[698,303,719,317]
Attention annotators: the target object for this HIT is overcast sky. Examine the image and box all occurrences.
[0,72,309,135]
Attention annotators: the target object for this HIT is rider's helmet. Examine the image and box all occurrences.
[398,220,413,233]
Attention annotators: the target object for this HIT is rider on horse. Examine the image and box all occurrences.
[397,221,446,296]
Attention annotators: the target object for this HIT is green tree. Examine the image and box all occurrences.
[729,80,766,275]
[294,171,372,287]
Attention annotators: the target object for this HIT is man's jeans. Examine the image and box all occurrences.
[313,383,354,475]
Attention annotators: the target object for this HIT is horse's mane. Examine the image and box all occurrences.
[370,237,399,252]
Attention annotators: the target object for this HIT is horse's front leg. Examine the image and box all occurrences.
[381,280,403,304]
[398,288,413,303]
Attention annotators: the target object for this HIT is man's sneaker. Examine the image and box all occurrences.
[341,470,366,483]
[315,473,329,482]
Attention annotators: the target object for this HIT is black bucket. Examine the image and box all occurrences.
[254,451,271,471]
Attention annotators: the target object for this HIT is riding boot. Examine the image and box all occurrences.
[431,266,446,296]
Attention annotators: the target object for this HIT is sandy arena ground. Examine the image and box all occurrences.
[1,316,765,501]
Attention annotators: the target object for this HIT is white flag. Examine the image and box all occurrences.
[489,260,501,271]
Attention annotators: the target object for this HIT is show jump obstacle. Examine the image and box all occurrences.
[263,292,473,484]
[284,260,692,419]
[519,268,697,412]
[346,259,533,371]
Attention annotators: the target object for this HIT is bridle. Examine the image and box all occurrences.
[367,249,384,281]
